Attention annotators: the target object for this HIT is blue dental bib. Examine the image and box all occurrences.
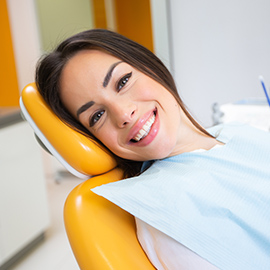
[92,123,270,270]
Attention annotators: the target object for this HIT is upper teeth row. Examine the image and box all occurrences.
[133,114,156,142]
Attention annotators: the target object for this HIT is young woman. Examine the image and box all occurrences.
[36,29,218,178]
[36,29,270,270]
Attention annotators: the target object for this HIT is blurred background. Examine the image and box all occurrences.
[1,0,270,269]
[2,0,270,125]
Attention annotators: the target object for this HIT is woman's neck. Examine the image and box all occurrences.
[169,113,222,157]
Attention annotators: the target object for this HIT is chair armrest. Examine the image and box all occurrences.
[64,168,155,270]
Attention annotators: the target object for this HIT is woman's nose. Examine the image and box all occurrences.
[110,103,136,128]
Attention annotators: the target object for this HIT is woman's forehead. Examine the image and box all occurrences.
[68,49,121,68]
[59,50,130,109]
[61,50,117,84]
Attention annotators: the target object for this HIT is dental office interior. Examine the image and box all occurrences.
[1,0,270,269]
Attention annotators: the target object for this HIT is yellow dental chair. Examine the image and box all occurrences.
[20,84,155,270]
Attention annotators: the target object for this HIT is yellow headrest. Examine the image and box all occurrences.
[20,83,117,179]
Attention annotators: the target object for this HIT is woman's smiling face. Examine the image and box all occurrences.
[60,50,184,161]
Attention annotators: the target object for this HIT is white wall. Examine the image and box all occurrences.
[169,0,270,126]
[150,0,172,71]
[7,0,41,92]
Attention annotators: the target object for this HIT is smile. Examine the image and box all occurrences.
[132,113,156,142]
[128,108,159,146]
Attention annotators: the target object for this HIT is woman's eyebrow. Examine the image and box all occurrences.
[76,101,95,118]
[103,61,123,87]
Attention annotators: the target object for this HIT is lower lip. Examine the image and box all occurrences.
[131,110,160,147]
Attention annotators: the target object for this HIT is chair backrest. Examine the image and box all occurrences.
[20,83,117,179]
[20,83,155,269]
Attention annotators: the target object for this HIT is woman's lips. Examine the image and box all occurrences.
[128,108,159,146]
[133,113,156,141]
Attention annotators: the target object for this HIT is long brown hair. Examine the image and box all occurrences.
[36,29,210,178]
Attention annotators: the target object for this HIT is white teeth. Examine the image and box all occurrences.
[133,114,156,142]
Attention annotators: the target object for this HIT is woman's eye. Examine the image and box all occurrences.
[117,72,132,91]
[90,110,105,127]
